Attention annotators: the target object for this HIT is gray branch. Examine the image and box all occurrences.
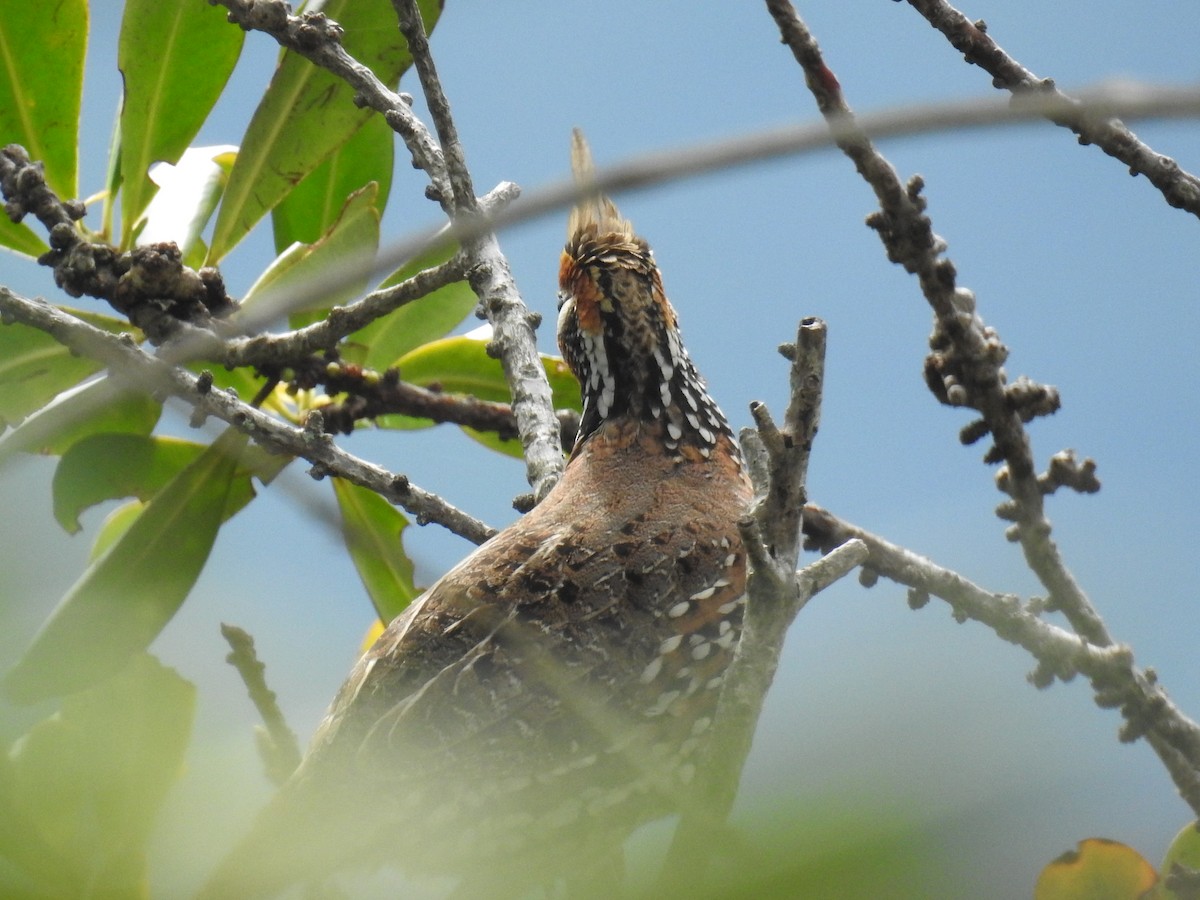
[0,288,497,546]
[659,316,865,890]
[213,0,565,503]
[765,0,1108,644]
[802,504,1200,819]
[904,0,1200,217]
[392,0,565,502]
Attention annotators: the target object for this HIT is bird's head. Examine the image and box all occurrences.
[556,130,732,462]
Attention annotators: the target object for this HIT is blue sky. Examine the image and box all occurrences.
[2,1,1199,894]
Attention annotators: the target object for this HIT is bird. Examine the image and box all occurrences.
[199,131,753,899]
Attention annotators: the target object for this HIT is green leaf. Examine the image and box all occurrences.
[242,184,381,328]
[0,307,132,429]
[272,112,394,254]
[73,441,291,561]
[52,434,206,534]
[0,217,48,259]
[381,335,578,458]
[136,145,237,264]
[0,0,86,206]
[87,499,145,563]
[0,378,162,465]
[117,0,244,245]
[1157,820,1200,899]
[343,243,477,371]
[6,654,194,897]
[332,478,419,623]
[395,335,580,406]
[208,0,442,263]
[2,429,247,703]
[1035,838,1157,900]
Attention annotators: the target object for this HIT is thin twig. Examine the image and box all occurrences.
[209,0,566,502]
[659,536,867,891]
[904,0,1200,217]
[221,249,473,367]
[314,375,580,449]
[220,623,302,786]
[245,79,1200,330]
[212,0,450,199]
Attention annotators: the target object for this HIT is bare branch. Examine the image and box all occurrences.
[220,623,302,787]
[660,529,867,891]
[802,504,1200,819]
[221,249,473,367]
[0,145,238,342]
[764,0,1110,646]
[212,0,450,198]
[661,316,853,890]
[311,373,579,451]
[391,0,565,503]
[0,288,497,545]
[904,0,1200,217]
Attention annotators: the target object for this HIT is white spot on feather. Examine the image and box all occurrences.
[639,656,663,684]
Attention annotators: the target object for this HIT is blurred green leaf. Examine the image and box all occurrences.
[6,654,194,897]
[118,0,243,245]
[87,499,145,563]
[0,308,134,429]
[643,798,953,900]
[344,243,477,371]
[243,184,381,328]
[0,378,162,465]
[1035,838,1157,900]
[0,217,48,260]
[332,478,419,623]
[1155,820,1200,899]
[208,0,442,262]
[76,441,291,561]
[52,434,206,533]
[0,751,77,897]
[2,429,247,703]
[0,0,85,256]
[272,112,394,254]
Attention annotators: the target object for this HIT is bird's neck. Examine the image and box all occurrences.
[572,329,736,462]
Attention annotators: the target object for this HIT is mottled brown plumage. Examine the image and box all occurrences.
[201,133,752,899]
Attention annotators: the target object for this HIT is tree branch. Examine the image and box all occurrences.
[220,623,302,787]
[220,249,473,367]
[659,316,863,890]
[903,0,1200,218]
[213,0,451,199]
[0,288,497,545]
[391,0,565,502]
[214,0,567,503]
[764,0,1110,646]
[802,503,1200,820]
[0,145,238,343]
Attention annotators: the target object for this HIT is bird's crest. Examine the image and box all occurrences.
[567,128,634,242]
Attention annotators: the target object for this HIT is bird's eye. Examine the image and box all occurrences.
[556,290,570,311]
